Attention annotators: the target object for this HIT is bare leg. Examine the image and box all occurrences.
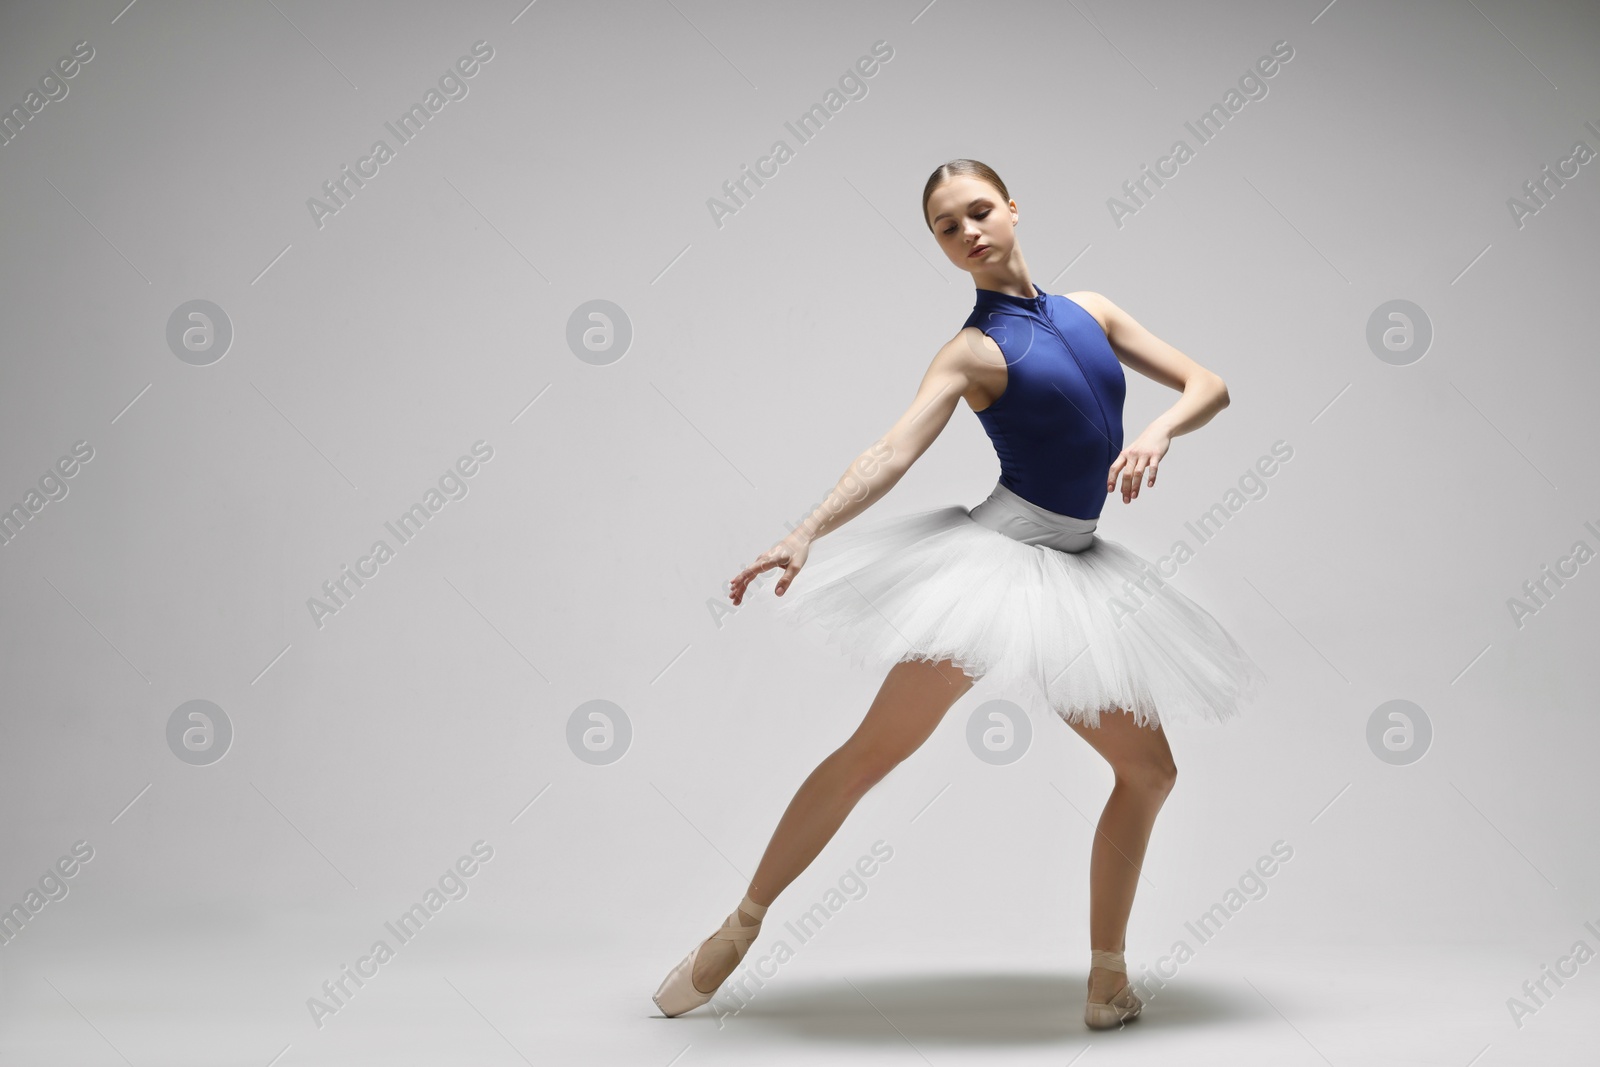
[690,658,974,992]
[1062,708,1177,1004]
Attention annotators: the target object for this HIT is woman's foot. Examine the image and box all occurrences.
[690,903,765,992]
[1087,964,1130,1004]
[652,895,768,1017]
[1084,949,1143,1029]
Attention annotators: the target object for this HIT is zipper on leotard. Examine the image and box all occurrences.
[1034,297,1115,464]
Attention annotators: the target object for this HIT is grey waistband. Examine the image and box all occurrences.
[967,480,1098,554]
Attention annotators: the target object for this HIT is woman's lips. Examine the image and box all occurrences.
[968,245,989,258]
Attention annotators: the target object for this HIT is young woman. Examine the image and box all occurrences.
[652,159,1267,1030]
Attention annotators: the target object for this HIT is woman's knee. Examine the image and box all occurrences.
[1115,758,1178,796]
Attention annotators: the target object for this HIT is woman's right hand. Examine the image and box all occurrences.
[729,534,811,606]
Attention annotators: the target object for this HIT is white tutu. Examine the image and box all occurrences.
[772,480,1268,729]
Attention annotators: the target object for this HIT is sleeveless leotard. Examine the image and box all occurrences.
[962,283,1127,521]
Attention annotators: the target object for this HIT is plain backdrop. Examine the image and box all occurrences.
[1,0,1597,1064]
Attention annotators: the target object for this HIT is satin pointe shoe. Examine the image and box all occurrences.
[1084,948,1144,1030]
[652,894,768,1017]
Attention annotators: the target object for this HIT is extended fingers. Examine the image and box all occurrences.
[1109,450,1162,501]
[1126,456,1159,499]
[1106,453,1126,490]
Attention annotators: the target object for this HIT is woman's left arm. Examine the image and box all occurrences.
[1070,291,1232,503]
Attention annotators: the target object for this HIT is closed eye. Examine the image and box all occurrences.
[944,208,991,236]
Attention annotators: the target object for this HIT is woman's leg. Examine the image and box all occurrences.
[691,657,974,992]
[1062,708,1178,1003]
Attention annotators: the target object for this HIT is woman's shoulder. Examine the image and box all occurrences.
[1060,290,1113,338]
[945,322,1003,365]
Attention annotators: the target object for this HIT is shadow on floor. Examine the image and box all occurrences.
[654,968,1267,1042]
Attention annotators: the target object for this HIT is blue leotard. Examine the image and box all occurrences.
[963,283,1127,521]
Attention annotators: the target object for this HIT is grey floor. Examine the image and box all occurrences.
[5,905,1594,1064]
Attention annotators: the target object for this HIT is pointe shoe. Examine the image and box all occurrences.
[1084,948,1143,1030]
[652,894,768,1017]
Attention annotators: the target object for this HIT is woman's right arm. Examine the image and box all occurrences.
[728,331,982,604]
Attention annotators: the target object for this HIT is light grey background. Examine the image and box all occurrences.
[2,0,1597,1063]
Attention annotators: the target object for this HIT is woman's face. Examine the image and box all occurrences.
[926,175,1017,273]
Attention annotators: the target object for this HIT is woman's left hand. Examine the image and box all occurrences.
[1107,429,1170,503]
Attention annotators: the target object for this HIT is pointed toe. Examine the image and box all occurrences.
[653,947,713,1018]
[652,894,768,1018]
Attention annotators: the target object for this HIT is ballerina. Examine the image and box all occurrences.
[653,158,1267,1030]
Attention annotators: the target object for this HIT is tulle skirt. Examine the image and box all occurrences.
[771,480,1268,729]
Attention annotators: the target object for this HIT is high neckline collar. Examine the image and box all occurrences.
[972,282,1047,311]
